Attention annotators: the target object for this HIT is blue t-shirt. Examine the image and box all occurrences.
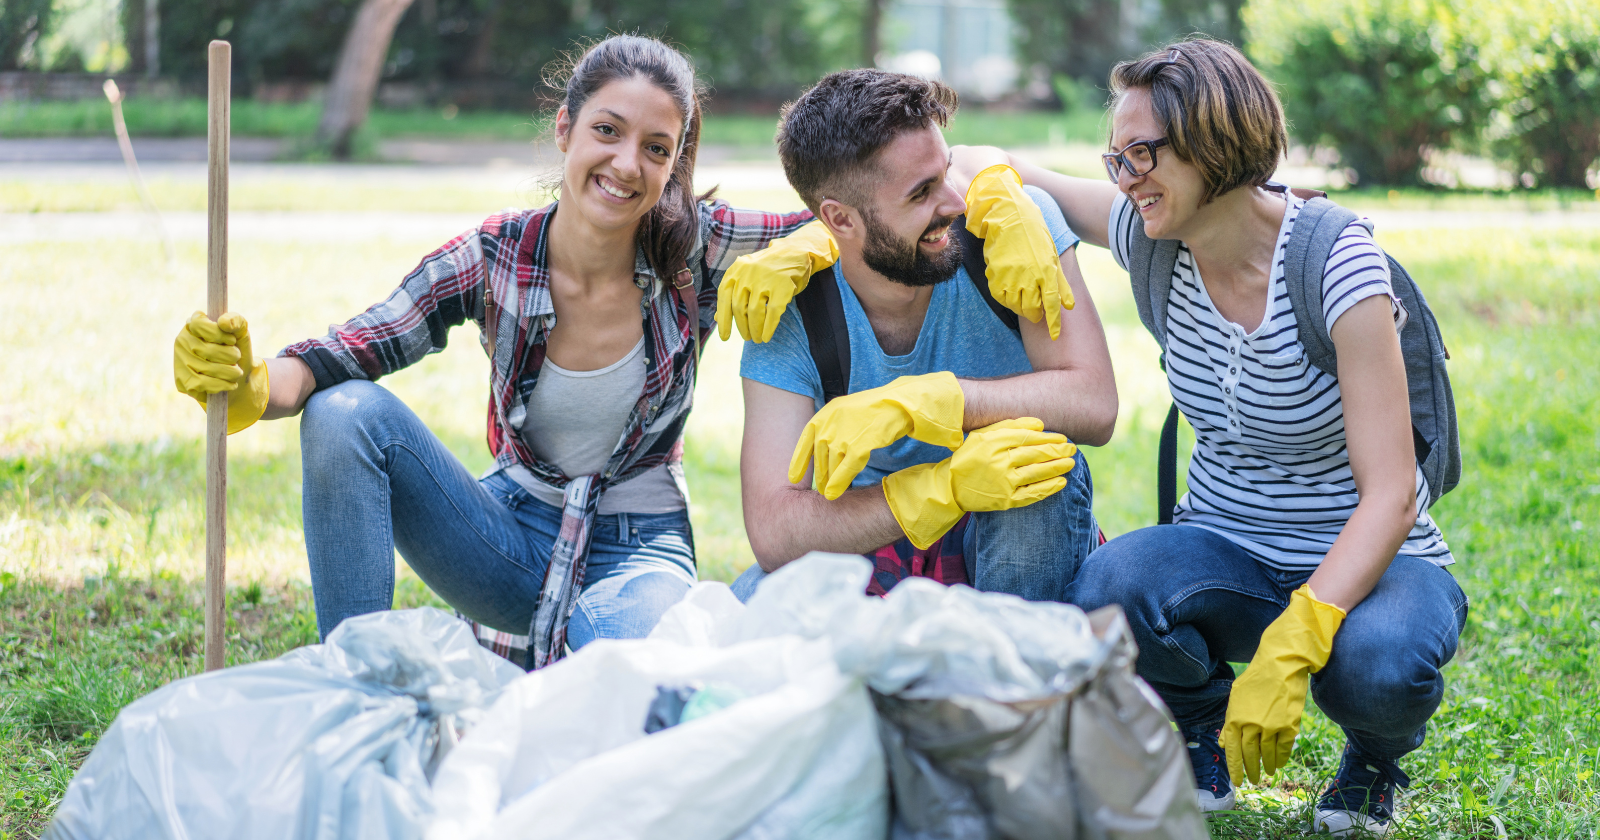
[741,186,1077,488]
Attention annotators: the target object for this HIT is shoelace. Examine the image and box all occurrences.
[1322,748,1412,819]
[1183,726,1230,797]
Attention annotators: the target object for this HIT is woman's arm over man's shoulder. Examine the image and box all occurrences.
[949,145,1121,249]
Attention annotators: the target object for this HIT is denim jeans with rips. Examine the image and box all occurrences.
[1070,524,1468,761]
[298,380,696,645]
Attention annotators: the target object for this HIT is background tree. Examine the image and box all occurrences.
[0,0,55,70]
[316,0,418,157]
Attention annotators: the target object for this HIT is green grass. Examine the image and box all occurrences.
[0,97,1105,148]
[2,178,1598,837]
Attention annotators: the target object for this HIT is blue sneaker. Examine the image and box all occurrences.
[1312,744,1410,836]
[1183,724,1235,813]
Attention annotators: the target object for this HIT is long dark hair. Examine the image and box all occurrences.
[548,35,707,280]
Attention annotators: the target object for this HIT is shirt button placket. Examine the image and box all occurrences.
[1225,327,1244,437]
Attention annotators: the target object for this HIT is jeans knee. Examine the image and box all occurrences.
[301,380,404,461]
[1315,650,1443,737]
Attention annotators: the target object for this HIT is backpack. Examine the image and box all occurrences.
[1127,184,1460,525]
[795,215,1018,403]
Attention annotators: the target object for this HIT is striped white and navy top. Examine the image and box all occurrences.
[1110,191,1452,570]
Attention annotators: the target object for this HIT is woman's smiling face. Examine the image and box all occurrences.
[556,75,684,233]
[1109,87,1208,240]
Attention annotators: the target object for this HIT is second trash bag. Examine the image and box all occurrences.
[738,553,1208,840]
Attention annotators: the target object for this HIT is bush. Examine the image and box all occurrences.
[1480,0,1600,188]
[1246,0,1492,186]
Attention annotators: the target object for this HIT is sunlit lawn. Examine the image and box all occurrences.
[1,174,1597,838]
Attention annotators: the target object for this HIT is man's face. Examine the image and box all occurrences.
[853,124,969,287]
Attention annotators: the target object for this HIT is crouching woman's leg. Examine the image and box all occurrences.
[963,452,1096,602]
[566,510,698,650]
[1310,555,1469,760]
[300,380,544,639]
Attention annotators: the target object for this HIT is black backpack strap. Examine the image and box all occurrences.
[1157,401,1180,525]
[794,266,851,403]
[950,215,1019,333]
[1281,195,1358,378]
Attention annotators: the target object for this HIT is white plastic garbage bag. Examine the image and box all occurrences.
[44,607,523,840]
[427,583,888,840]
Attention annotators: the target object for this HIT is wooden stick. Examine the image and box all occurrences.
[205,40,231,673]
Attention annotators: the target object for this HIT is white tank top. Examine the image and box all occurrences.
[503,338,686,514]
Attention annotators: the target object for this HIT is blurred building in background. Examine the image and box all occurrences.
[879,0,1020,100]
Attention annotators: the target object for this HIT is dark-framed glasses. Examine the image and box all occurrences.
[1102,138,1169,183]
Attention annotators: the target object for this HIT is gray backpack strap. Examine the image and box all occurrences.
[1125,211,1182,524]
[1281,197,1358,377]
[1126,216,1181,354]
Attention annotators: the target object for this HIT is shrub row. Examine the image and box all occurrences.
[1246,0,1599,187]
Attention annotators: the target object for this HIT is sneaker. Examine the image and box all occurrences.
[1183,724,1236,813]
[1312,743,1410,836]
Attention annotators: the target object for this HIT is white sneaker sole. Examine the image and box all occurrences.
[1197,788,1236,813]
[1312,808,1394,836]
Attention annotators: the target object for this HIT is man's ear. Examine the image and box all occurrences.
[817,199,861,244]
[554,105,572,153]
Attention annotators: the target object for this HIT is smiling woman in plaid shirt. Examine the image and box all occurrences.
[170,35,813,669]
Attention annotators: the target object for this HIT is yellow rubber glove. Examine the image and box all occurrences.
[964,164,1075,340]
[715,220,839,343]
[788,372,966,501]
[882,417,1077,548]
[173,311,271,435]
[1221,584,1347,785]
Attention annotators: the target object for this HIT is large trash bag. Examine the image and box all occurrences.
[44,607,523,840]
[425,582,888,840]
[734,553,1208,840]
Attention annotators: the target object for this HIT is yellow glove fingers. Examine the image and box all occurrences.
[714,280,737,341]
[1222,722,1246,787]
[1008,475,1068,506]
[757,287,788,344]
[1240,725,1263,785]
[1058,271,1076,311]
[186,339,244,368]
[1009,454,1076,487]
[787,421,819,486]
[185,311,237,346]
[1270,727,1298,778]
[978,416,1046,434]
[821,445,870,501]
[1041,266,1063,341]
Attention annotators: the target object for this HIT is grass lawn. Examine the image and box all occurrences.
[0,97,1108,152]
[2,175,1597,837]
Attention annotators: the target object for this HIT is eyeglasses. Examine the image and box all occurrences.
[1102,138,1168,183]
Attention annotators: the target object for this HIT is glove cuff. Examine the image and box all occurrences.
[882,460,963,550]
[226,360,271,435]
[1278,584,1347,673]
[901,371,966,451]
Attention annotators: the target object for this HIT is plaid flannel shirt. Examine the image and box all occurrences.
[282,199,812,666]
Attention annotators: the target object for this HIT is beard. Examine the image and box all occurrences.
[860,208,964,288]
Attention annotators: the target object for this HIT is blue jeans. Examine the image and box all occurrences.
[1071,525,1468,761]
[299,380,696,645]
[732,454,1097,602]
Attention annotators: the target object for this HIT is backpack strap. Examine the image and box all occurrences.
[950,215,1020,332]
[1125,208,1184,524]
[794,265,851,404]
[1280,193,1358,378]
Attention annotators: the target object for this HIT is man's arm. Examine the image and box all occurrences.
[950,146,1120,250]
[959,246,1117,446]
[741,379,906,571]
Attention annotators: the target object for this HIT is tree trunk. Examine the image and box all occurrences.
[315,0,418,158]
[862,0,884,68]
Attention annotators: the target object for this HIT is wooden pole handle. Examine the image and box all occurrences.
[205,39,230,673]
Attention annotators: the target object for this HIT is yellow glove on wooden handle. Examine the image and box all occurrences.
[173,311,270,435]
[964,164,1074,340]
[789,371,965,501]
[1221,584,1346,785]
[715,220,838,343]
[882,417,1077,549]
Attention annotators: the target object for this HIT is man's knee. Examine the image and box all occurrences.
[967,455,1094,601]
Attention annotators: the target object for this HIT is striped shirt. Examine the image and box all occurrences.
[1110,191,1452,570]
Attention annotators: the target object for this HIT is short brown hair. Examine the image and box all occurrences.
[1110,39,1286,203]
[777,69,959,213]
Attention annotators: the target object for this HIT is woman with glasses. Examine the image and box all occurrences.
[952,39,1463,836]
